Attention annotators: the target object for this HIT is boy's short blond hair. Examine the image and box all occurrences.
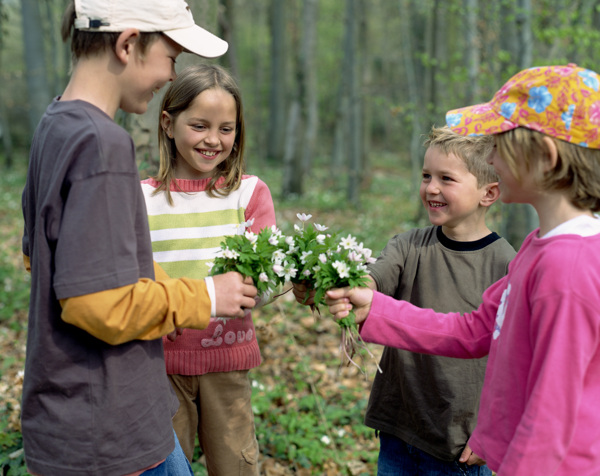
[496,128,600,212]
[423,126,498,187]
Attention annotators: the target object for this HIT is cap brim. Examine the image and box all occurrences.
[446,102,519,136]
[164,25,228,58]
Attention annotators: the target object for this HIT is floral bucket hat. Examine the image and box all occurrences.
[446,64,600,149]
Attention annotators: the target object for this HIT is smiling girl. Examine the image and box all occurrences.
[141,64,275,475]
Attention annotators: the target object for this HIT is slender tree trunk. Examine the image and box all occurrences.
[218,0,240,80]
[357,0,370,191]
[464,0,480,105]
[0,99,13,169]
[300,0,318,176]
[21,0,51,139]
[267,0,287,163]
[282,2,304,198]
[282,101,301,197]
[0,0,13,168]
[400,0,424,194]
[499,0,518,75]
[345,0,361,207]
[331,0,353,183]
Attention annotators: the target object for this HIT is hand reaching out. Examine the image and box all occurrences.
[325,286,374,324]
[212,272,257,318]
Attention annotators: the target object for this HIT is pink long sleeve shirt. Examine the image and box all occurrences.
[361,230,600,475]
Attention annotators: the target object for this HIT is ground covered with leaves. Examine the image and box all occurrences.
[250,291,383,475]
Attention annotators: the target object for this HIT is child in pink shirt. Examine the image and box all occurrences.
[326,64,600,476]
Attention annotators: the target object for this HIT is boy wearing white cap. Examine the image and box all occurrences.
[20,1,256,475]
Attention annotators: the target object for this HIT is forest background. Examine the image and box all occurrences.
[1,0,600,474]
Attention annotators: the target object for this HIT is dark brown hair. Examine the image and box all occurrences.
[61,0,161,63]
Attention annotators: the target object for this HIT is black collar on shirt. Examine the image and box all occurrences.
[436,226,500,252]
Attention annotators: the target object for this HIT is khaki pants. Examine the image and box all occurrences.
[169,371,260,476]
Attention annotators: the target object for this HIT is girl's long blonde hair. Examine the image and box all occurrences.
[154,64,246,205]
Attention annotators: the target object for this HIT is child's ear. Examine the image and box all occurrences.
[480,182,501,207]
[114,28,141,65]
[541,136,558,172]
[160,112,174,138]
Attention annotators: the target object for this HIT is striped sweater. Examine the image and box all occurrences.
[140,175,276,375]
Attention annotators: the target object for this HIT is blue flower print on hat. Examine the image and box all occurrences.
[446,113,462,127]
[528,86,553,113]
[500,102,517,119]
[579,69,599,91]
[561,104,575,131]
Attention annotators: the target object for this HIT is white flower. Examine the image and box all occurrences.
[314,223,328,231]
[348,250,362,262]
[316,234,326,245]
[300,250,313,264]
[318,253,327,264]
[355,242,373,260]
[336,428,346,437]
[259,272,269,282]
[223,248,240,259]
[268,235,279,246]
[367,257,377,264]
[273,264,285,276]
[339,234,358,250]
[242,218,255,228]
[302,269,311,277]
[312,265,321,273]
[320,435,331,445]
[285,236,294,246]
[294,224,302,232]
[333,260,350,279]
[206,262,215,271]
[245,231,258,244]
[282,261,298,281]
[297,213,312,222]
[270,225,282,237]
[272,249,287,264]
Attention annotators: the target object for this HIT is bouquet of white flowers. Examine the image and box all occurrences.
[209,213,381,374]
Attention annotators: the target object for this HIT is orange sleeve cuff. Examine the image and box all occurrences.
[60,277,211,345]
[23,254,31,273]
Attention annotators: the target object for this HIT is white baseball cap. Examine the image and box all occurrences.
[73,0,228,58]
